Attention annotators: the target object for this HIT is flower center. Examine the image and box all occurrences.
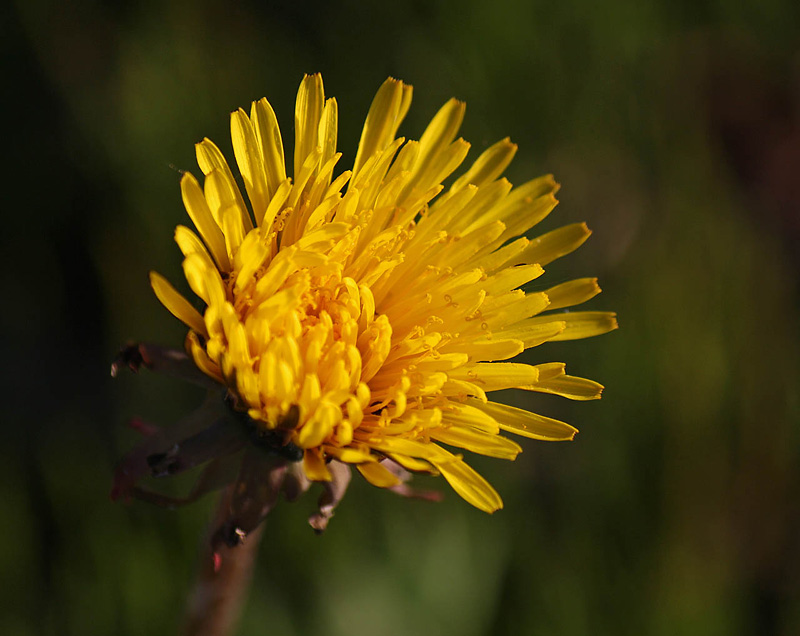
[216,224,394,452]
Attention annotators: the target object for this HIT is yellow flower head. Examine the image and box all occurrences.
[150,74,617,513]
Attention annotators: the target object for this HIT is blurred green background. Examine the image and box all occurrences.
[3,0,799,634]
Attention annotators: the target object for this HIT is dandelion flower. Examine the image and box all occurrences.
[121,74,616,522]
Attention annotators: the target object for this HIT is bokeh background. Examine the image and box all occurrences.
[3,1,799,634]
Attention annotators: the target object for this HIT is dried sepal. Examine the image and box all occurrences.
[308,460,352,533]
[111,341,219,390]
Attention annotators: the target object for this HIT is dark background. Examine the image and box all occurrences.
[3,1,799,634]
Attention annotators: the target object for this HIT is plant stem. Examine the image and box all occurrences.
[182,487,264,636]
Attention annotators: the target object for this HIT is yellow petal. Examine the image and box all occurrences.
[322,444,374,464]
[430,451,503,513]
[482,264,544,296]
[400,99,466,202]
[304,193,342,233]
[533,362,566,381]
[356,139,406,214]
[181,253,211,305]
[519,222,592,266]
[251,254,296,306]
[195,137,229,176]
[485,319,566,348]
[493,180,559,242]
[484,291,550,324]
[455,338,525,363]
[231,108,269,225]
[387,453,436,473]
[411,185,478,243]
[294,73,324,178]
[360,435,449,461]
[195,138,252,232]
[204,170,248,257]
[358,314,392,382]
[546,278,601,311]
[149,271,207,337]
[448,362,539,391]
[357,461,403,488]
[531,311,618,341]
[406,371,448,397]
[451,137,517,192]
[174,225,213,264]
[468,399,578,441]
[251,97,287,199]
[441,379,487,402]
[469,236,528,274]
[438,403,500,433]
[528,374,604,400]
[295,221,349,251]
[303,447,332,481]
[428,139,471,192]
[445,220,507,270]
[416,98,466,171]
[353,77,411,180]
[385,139,419,183]
[297,401,339,448]
[233,232,269,294]
[185,331,223,383]
[221,206,245,262]
[236,365,261,409]
[430,425,521,460]
[454,179,514,236]
[260,178,292,235]
[287,146,323,212]
[317,97,338,183]
[179,173,230,272]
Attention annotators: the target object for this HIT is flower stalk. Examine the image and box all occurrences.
[183,487,264,636]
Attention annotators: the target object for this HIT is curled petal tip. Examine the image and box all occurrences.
[308,513,329,534]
